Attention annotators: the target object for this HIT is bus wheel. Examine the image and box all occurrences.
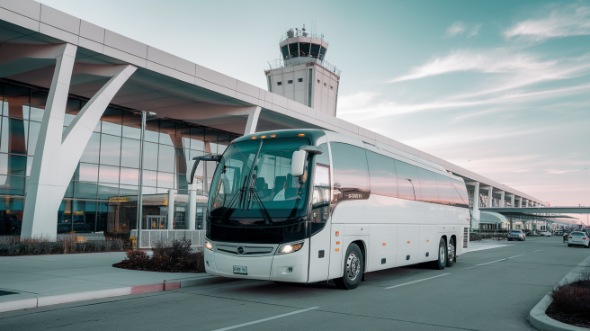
[335,243,364,290]
[446,237,456,267]
[435,238,447,270]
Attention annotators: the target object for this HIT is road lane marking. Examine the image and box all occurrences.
[385,273,450,290]
[213,306,319,331]
[533,249,542,253]
[465,254,525,270]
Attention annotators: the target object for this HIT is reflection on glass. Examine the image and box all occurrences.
[158,172,174,189]
[120,167,139,186]
[143,142,158,171]
[121,138,140,168]
[79,163,99,182]
[157,145,175,173]
[100,134,121,166]
[74,181,98,199]
[0,116,8,153]
[81,132,100,163]
[143,170,158,187]
[26,121,40,156]
[99,164,120,184]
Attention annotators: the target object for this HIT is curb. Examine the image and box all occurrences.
[0,275,233,314]
[528,255,590,331]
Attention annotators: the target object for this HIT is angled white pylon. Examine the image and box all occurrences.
[20,43,137,240]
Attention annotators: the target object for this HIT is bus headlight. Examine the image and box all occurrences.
[205,240,214,251]
[277,241,304,255]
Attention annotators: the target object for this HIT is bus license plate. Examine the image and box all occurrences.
[233,265,248,275]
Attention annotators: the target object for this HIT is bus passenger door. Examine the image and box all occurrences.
[307,164,331,282]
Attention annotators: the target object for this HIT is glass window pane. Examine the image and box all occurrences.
[27,106,44,122]
[143,170,157,187]
[121,138,140,168]
[0,116,8,153]
[0,153,6,177]
[99,164,120,184]
[122,112,141,139]
[81,132,100,163]
[145,121,159,143]
[143,142,158,171]
[118,184,138,196]
[79,163,98,182]
[7,154,27,176]
[101,121,122,136]
[100,134,121,166]
[158,172,174,189]
[120,167,139,186]
[158,144,175,173]
[97,184,119,200]
[74,181,98,199]
[8,118,27,155]
[26,120,40,156]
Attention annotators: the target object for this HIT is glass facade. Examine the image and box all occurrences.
[0,80,238,236]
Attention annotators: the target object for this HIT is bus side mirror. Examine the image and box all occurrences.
[291,150,306,177]
[187,154,221,184]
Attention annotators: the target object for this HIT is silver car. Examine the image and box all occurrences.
[507,230,526,241]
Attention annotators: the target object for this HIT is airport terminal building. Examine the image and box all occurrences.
[0,1,544,243]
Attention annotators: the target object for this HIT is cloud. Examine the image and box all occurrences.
[389,49,556,83]
[504,3,590,40]
[446,21,481,38]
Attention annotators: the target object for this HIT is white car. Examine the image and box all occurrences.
[539,231,552,237]
[567,231,590,248]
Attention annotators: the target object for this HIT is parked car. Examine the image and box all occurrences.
[539,231,552,237]
[567,231,590,248]
[507,230,526,241]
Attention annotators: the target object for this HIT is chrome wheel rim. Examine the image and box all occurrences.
[448,240,455,262]
[439,243,446,265]
[345,252,361,280]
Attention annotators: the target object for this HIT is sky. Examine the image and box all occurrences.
[35,0,590,216]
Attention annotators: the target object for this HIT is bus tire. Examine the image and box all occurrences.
[446,237,456,267]
[435,237,447,270]
[335,243,364,290]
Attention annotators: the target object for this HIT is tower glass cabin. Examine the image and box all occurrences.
[265,26,341,117]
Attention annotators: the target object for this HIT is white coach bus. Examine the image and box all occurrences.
[188,129,470,289]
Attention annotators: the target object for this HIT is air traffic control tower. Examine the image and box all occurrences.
[265,26,341,117]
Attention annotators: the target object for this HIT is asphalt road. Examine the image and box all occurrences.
[1,236,588,331]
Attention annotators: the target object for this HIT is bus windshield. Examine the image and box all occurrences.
[207,137,312,239]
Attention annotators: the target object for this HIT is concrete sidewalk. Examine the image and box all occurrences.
[0,252,221,313]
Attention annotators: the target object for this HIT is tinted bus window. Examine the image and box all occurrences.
[330,142,370,201]
[395,160,420,200]
[436,174,455,205]
[366,151,398,197]
[417,168,439,203]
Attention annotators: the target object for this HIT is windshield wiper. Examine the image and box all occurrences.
[240,140,263,210]
[249,185,273,224]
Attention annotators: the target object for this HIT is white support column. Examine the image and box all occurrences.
[499,191,505,207]
[188,183,197,230]
[510,195,515,208]
[519,198,523,208]
[244,106,261,135]
[471,182,480,230]
[167,189,175,230]
[20,43,137,240]
[487,187,494,207]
